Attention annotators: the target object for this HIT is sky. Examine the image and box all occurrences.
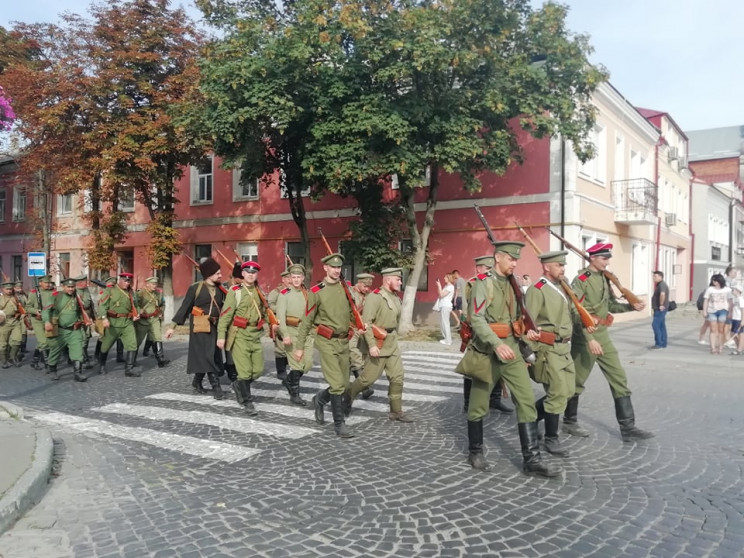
[2,0,743,132]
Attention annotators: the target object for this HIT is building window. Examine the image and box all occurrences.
[190,157,214,204]
[57,253,71,280]
[0,189,6,223]
[400,239,428,291]
[194,244,212,281]
[579,124,607,184]
[339,241,358,281]
[631,243,649,296]
[118,188,135,212]
[12,187,26,222]
[236,242,258,263]
[57,194,73,215]
[232,168,259,201]
[712,246,721,261]
[279,168,311,199]
[12,255,22,281]
[286,242,305,268]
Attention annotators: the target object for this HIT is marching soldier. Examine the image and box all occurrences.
[166,258,226,397]
[349,272,375,400]
[461,256,513,414]
[217,261,266,412]
[348,268,413,422]
[13,282,29,356]
[294,253,356,438]
[567,243,654,442]
[222,262,244,385]
[75,276,96,369]
[42,278,88,382]
[524,251,589,457]
[26,275,55,371]
[277,264,314,406]
[0,281,23,368]
[455,241,561,478]
[93,276,117,363]
[268,270,291,381]
[135,277,169,368]
[96,272,140,377]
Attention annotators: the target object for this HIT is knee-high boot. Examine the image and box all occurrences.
[142,339,152,357]
[351,368,374,400]
[275,356,288,381]
[287,370,307,406]
[72,361,87,383]
[20,334,28,354]
[116,340,125,363]
[207,373,223,400]
[330,393,354,438]
[154,342,170,368]
[31,349,43,370]
[234,379,257,415]
[614,396,654,442]
[124,351,140,377]
[95,351,109,375]
[463,377,472,412]
[312,388,330,425]
[467,420,489,470]
[83,337,93,369]
[489,379,513,413]
[192,373,207,394]
[562,394,590,437]
[518,422,562,478]
[543,413,569,457]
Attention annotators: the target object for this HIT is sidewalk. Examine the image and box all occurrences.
[0,401,54,536]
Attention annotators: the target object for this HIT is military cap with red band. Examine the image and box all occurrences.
[119,272,134,279]
[241,261,262,272]
[587,243,613,257]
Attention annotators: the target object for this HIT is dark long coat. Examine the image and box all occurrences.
[172,281,225,375]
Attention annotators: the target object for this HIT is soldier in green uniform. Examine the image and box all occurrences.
[43,278,88,382]
[220,262,244,385]
[455,241,561,478]
[277,264,314,406]
[348,268,414,422]
[135,277,169,368]
[93,276,117,363]
[567,243,654,442]
[96,272,140,377]
[0,282,23,368]
[461,255,513,415]
[13,282,29,357]
[268,270,291,381]
[217,261,266,413]
[74,276,96,369]
[525,250,593,457]
[26,275,55,370]
[349,272,375,400]
[294,253,356,438]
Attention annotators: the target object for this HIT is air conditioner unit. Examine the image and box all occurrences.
[667,146,679,161]
[678,156,688,169]
[665,213,677,226]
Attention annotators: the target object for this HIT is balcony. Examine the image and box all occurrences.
[611,178,658,225]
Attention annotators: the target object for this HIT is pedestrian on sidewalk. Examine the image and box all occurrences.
[435,273,455,346]
[650,271,669,349]
[702,274,732,355]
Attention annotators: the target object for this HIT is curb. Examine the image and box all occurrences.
[0,401,24,420]
[0,412,54,536]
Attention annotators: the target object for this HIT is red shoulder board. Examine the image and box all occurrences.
[231,284,241,291]
[535,279,547,290]
[280,288,290,295]
[476,272,491,280]
[346,280,353,287]
[578,272,591,282]
[373,288,381,294]
[52,291,59,296]
[311,283,325,293]
[30,289,37,294]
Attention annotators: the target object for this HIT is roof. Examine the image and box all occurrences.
[686,125,744,162]
[635,107,689,141]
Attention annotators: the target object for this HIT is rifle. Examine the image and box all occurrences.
[75,293,94,327]
[125,280,140,320]
[317,228,365,331]
[215,248,235,268]
[472,205,538,334]
[182,252,228,295]
[514,222,596,329]
[253,283,280,338]
[286,253,294,267]
[90,278,107,289]
[33,276,43,320]
[544,228,643,307]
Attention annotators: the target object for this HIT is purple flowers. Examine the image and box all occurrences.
[0,86,15,131]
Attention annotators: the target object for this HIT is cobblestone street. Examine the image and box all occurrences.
[0,313,742,557]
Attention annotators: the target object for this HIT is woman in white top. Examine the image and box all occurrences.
[436,273,456,345]
[703,273,733,354]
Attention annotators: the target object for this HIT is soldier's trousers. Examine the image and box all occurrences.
[0,322,22,358]
[315,337,350,395]
[351,346,404,412]
[100,322,137,353]
[230,328,264,381]
[571,327,631,399]
[530,344,575,415]
[349,329,368,371]
[135,318,163,347]
[286,329,315,373]
[47,328,84,366]
[30,318,49,351]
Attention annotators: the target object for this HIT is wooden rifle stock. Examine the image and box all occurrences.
[215,249,234,268]
[544,228,642,306]
[317,228,365,331]
[75,294,94,327]
[514,222,596,329]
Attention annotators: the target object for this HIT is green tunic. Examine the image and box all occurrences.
[268,285,286,358]
[26,287,54,351]
[77,286,95,341]
[348,286,368,372]
[350,287,405,411]
[570,268,633,398]
[217,284,266,381]
[524,277,576,414]
[295,280,355,395]
[43,290,85,365]
[98,285,137,352]
[455,272,538,423]
[135,288,165,345]
[0,294,22,361]
[277,286,314,372]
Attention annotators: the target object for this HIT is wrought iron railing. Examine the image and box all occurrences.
[611,178,658,215]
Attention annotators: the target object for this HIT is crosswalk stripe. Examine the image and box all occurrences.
[33,411,260,463]
[144,392,373,425]
[92,403,318,439]
[246,386,395,412]
[252,376,452,401]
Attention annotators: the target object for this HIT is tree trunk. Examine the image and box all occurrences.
[398,163,440,335]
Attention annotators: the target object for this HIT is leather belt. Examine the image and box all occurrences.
[384,328,396,333]
[59,322,83,330]
[107,311,131,318]
[285,316,301,327]
[139,311,160,319]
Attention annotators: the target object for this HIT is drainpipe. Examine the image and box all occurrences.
[654,139,662,270]
[689,176,695,301]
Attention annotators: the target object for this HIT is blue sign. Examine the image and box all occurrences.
[27,252,46,277]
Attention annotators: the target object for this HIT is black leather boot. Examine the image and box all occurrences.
[614,396,654,442]
[42,349,50,373]
[235,379,258,416]
[83,337,93,369]
[352,369,374,400]
[467,420,489,470]
[275,356,288,381]
[72,361,87,383]
[535,396,546,422]
[330,393,354,438]
[562,394,590,437]
[94,340,101,361]
[20,334,27,354]
[116,340,125,363]
[489,380,513,413]
[463,377,472,412]
[49,364,60,381]
[543,413,569,457]
[288,370,307,406]
[207,373,224,400]
[31,349,43,370]
[124,351,140,377]
[192,373,207,394]
[312,388,330,425]
[518,422,562,478]
[10,345,21,366]
[154,342,170,368]
[96,351,109,375]
[142,339,152,357]
[225,364,238,383]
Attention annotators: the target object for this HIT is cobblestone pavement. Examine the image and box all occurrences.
[0,313,742,557]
